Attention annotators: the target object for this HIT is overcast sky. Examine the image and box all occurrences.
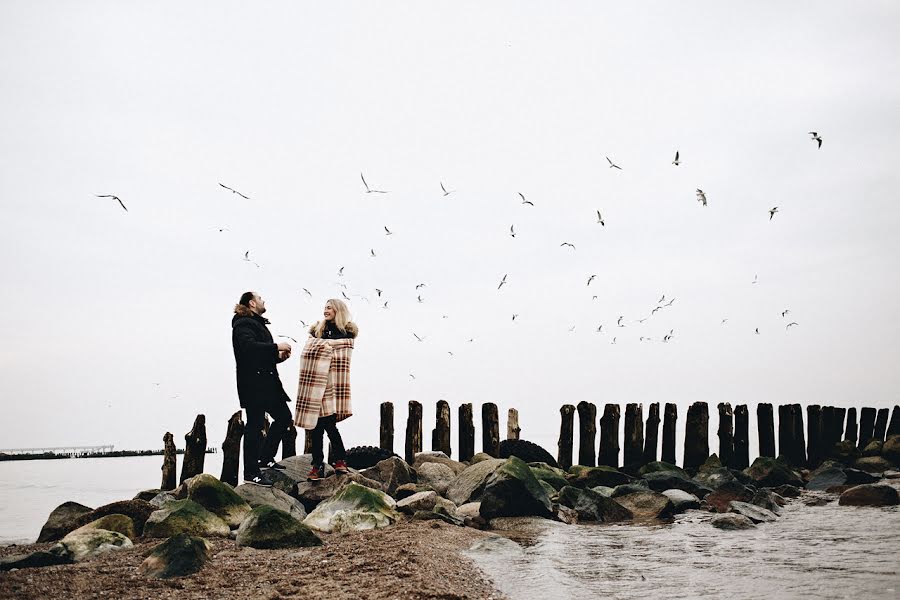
[1,2,898,463]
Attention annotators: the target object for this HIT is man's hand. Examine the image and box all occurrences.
[277,342,292,353]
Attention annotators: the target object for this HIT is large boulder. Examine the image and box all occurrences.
[638,461,689,478]
[412,452,467,475]
[642,471,712,498]
[728,501,778,523]
[183,474,251,528]
[396,491,441,515]
[303,482,400,533]
[0,551,73,571]
[711,513,755,530]
[743,457,802,488]
[610,482,650,498]
[704,481,754,513]
[479,456,553,519]
[661,489,701,512]
[37,502,95,542]
[133,489,163,502]
[772,484,802,498]
[416,462,456,496]
[615,491,675,520]
[235,484,307,521]
[360,457,416,496]
[53,529,133,561]
[445,459,504,505]
[266,454,335,493]
[392,482,433,500]
[693,467,738,490]
[838,484,900,507]
[882,435,900,465]
[573,488,633,522]
[236,506,323,549]
[567,465,632,489]
[807,467,877,491]
[138,534,211,578]
[829,441,861,465]
[69,514,136,540]
[143,499,230,538]
[750,490,784,514]
[293,472,384,513]
[556,485,582,509]
[529,464,569,491]
[853,456,892,474]
[861,440,883,457]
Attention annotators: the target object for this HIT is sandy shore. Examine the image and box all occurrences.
[0,520,506,600]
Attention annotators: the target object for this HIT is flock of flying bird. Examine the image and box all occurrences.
[96,132,823,380]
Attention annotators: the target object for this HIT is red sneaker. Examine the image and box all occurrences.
[306,464,323,481]
[333,460,349,475]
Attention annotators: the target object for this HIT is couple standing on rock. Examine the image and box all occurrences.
[231,291,359,487]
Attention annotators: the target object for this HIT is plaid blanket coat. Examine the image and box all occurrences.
[294,336,354,429]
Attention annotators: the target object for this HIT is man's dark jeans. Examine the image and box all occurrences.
[243,397,292,479]
[309,414,346,467]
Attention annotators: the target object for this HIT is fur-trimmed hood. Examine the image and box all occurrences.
[233,303,270,324]
[309,320,359,339]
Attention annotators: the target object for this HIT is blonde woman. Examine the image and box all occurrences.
[295,298,359,481]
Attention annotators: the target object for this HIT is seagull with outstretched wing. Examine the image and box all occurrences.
[519,192,534,206]
[808,132,822,149]
[361,172,388,193]
[672,151,680,166]
[96,194,128,212]
[218,183,250,199]
[606,156,622,170]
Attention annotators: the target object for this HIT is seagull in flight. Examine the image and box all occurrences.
[415,283,426,290]
[375,288,383,297]
[611,337,617,344]
[782,309,790,318]
[384,226,393,235]
[361,172,388,194]
[752,274,758,284]
[519,192,534,206]
[560,242,576,250]
[587,275,596,286]
[510,225,516,238]
[417,295,424,303]
[299,319,309,328]
[672,151,680,166]
[370,249,376,258]
[409,373,416,380]
[341,291,350,301]
[596,325,603,333]
[721,318,728,325]
[786,322,799,330]
[568,325,576,332]
[696,189,707,206]
[663,298,675,307]
[218,183,250,199]
[412,333,426,342]
[95,194,128,212]
[512,314,519,321]
[658,294,666,303]
[498,274,507,290]
[440,182,454,196]
[212,226,230,232]
[242,251,259,268]
[382,301,389,309]
[769,207,779,220]
[596,211,605,226]
[617,316,625,327]
[302,288,312,297]
[754,328,760,335]
[278,335,297,343]
[338,266,345,277]
[808,132,823,149]
[606,156,622,170]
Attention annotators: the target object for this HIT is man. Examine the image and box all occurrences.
[232,291,293,486]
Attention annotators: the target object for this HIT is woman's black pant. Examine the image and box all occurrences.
[309,414,346,466]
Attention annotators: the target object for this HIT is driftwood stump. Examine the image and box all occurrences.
[662,403,677,465]
[733,405,749,470]
[405,401,423,464]
[576,401,597,467]
[380,402,394,452]
[598,403,620,468]
[459,403,475,462]
[220,411,244,486]
[623,403,644,471]
[507,408,521,440]
[643,403,660,465]
[757,403,776,458]
[180,414,207,484]
[161,432,177,491]
[557,404,575,470]
[778,404,806,467]
[683,402,709,473]
[717,403,734,468]
[482,403,500,458]
[432,400,452,457]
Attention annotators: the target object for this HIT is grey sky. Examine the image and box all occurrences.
[1,2,898,459]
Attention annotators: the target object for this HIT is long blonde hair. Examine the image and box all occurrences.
[314,298,351,338]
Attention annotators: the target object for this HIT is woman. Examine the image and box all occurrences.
[294,298,359,481]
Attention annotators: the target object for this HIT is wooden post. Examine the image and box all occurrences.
[180,414,207,484]
[806,405,823,468]
[598,403,620,468]
[757,403,776,458]
[282,424,297,459]
[845,407,858,443]
[161,432,177,491]
[643,403,660,465]
[380,402,394,452]
[482,403,500,457]
[459,403,475,462]
[557,404,575,471]
[717,403,734,468]
[683,402,709,473]
[830,407,846,453]
[432,400,452,457]
[507,408,521,440]
[405,401,423,464]
[858,407,876,449]
[623,403,644,470]
[779,404,806,467]
[220,411,244,486]
[888,405,900,437]
[733,404,749,470]
[792,404,807,466]
[576,401,597,467]
[662,403,677,465]
[874,408,889,442]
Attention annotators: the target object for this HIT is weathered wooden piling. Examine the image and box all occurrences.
[380,402,394,452]
[598,404,620,468]
[161,432,177,491]
[888,405,900,437]
[577,401,597,467]
[874,408,889,442]
[405,401,423,464]
[281,424,297,459]
[778,404,806,467]
[757,403,776,458]
[831,407,846,452]
[507,408,521,440]
[683,402,709,473]
[558,404,575,470]
[806,405,823,468]
[459,403,475,462]
[643,403,660,465]
[482,403,500,458]
[623,403,644,470]
[220,411,244,486]
[180,414,207,484]
[845,407,858,442]
[733,405,750,470]
[662,403,677,465]
[717,403,734,468]
[858,407,876,449]
[432,400,451,457]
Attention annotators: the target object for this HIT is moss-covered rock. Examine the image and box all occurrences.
[638,461,689,478]
[572,488,632,522]
[641,471,712,498]
[615,491,675,520]
[69,514,136,540]
[882,434,900,465]
[303,482,400,533]
[479,457,553,519]
[711,513,755,530]
[54,529,133,561]
[37,501,94,542]
[68,500,157,538]
[661,489,701,512]
[853,456,892,473]
[237,506,323,548]
[445,459,504,505]
[139,533,211,578]
[235,484,307,522]
[743,456,802,488]
[143,499,230,538]
[728,501,778,523]
[567,465,632,489]
[556,485,582,509]
[610,482,650,498]
[529,465,568,491]
[470,452,493,464]
[183,474,251,528]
